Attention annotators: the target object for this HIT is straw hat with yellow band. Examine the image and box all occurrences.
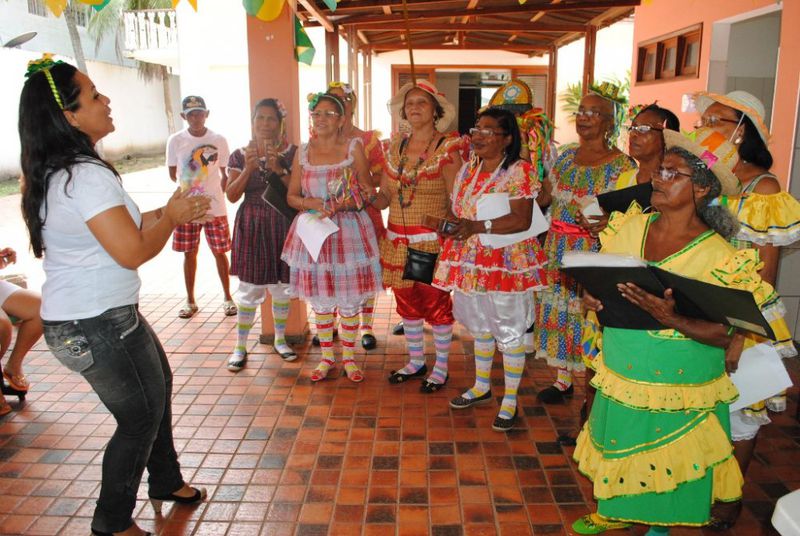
[388,79,456,133]
[694,90,770,146]
[663,128,742,196]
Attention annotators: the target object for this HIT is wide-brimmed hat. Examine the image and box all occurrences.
[488,80,533,115]
[388,79,456,132]
[663,128,741,196]
[694,90,770,145]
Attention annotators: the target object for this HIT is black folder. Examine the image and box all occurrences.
[561,262,775,339]
[597,182,653,214]
[261,172,298,222]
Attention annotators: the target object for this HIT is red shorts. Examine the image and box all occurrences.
[394,283,453,325]
[172,215,232,253]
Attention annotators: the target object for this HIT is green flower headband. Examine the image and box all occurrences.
[307,92,344,114]
[25,53,66,110]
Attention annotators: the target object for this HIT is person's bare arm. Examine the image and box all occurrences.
[86,190,209,270]
[168,166,177,183]
[448,198,534,240]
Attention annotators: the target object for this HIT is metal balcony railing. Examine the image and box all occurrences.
[122,9,177,54]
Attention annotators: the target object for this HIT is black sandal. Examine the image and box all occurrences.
[492,407,517,432]
[420,374,448,393]
[388,364,427,384]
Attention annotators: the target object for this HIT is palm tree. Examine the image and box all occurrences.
[64,3,88,72]
[88,0,177,133]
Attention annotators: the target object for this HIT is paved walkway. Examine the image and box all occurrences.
[0,168,798,535]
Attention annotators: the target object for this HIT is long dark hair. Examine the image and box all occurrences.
[733,112,773,170]
[19,63,119,258]
[478,107,522,170]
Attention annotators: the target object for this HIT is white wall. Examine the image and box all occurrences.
[0,0,130,65]
[0,47,180,178]
[174,2,251,150]
[554,19,634,145]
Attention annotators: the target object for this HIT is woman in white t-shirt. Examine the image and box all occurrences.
[19,57,210,536]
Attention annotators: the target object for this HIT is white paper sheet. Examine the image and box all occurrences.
[581,197,604,219]
[296,212,339,262]
[476,193,549,249]
[728,343,793,412]
[561,251,647,268]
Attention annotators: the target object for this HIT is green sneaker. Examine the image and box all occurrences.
[572,513,632,534]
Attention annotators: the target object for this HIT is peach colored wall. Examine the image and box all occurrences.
[628,0,799,188]
[246,8,301,145]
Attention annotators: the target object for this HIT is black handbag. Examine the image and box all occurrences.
[402,246,438,284]
[396,136,439,285]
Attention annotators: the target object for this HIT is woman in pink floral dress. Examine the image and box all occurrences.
[433,107,547,431]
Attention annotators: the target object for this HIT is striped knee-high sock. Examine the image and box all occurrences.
[233,305,258,357]
[499,345,525,419]
[316,312,335,362]
[339,313,360,361]
[397,318,425,374]
[428,324,453,385]
[466,334,495,399]
[360,296,375,336]
[555,367,573,391]
[272,299,291,352]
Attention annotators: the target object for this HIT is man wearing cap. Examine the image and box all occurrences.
[167,95,235,318]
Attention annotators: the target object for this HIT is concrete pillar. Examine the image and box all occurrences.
[246,6,309,344]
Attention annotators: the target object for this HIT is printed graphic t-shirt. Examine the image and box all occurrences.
[166,128,230,217]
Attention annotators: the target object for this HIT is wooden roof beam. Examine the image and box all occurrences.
[531,0,562,22]
[297,0,334,31]
[553,5,634,47]
[462,0,479,24]
[350,22,588,32]
[335,0,640,26]
[367,42,549,52]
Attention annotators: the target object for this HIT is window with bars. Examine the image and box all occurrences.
[27,0,48,17]
[66,3,89,26]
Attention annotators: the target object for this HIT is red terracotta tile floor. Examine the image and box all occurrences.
[0,292,798,535]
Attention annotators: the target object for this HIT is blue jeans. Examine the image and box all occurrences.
[43,305,184,533]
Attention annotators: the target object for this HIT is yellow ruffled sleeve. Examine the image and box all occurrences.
[598,202,645,253]
[708,248,796,357]
[724,191,800,246]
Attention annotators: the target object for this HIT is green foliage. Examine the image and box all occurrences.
[558,71,632,147]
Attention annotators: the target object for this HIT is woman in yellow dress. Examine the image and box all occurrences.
[694,90,800,528]
[572,129,791,535]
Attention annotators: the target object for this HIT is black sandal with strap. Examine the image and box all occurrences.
[388,364,427,384]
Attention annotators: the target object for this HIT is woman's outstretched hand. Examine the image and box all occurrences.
[165,189,212,226]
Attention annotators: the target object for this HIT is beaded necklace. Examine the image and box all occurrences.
[396,133,439,208]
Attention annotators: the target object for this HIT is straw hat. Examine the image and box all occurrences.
[388,79,456,132]
[663,128,741,196]
[488,80,533,115]
[694,90,770,145]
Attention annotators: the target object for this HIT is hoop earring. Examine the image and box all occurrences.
[734,137,743,145]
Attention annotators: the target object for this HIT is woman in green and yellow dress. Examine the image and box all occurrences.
[572,129,791,534]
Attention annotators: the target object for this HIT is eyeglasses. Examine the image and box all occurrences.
[624,124,664,134]
[696,115,739,128]
[572,110,611,119]
[310,110,341,119]
[469,127,507,138]
[652,166,693,182]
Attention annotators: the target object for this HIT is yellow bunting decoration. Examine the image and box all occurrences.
[44,0,68,17]
[172,0,198,10]
[242,0,286,21]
